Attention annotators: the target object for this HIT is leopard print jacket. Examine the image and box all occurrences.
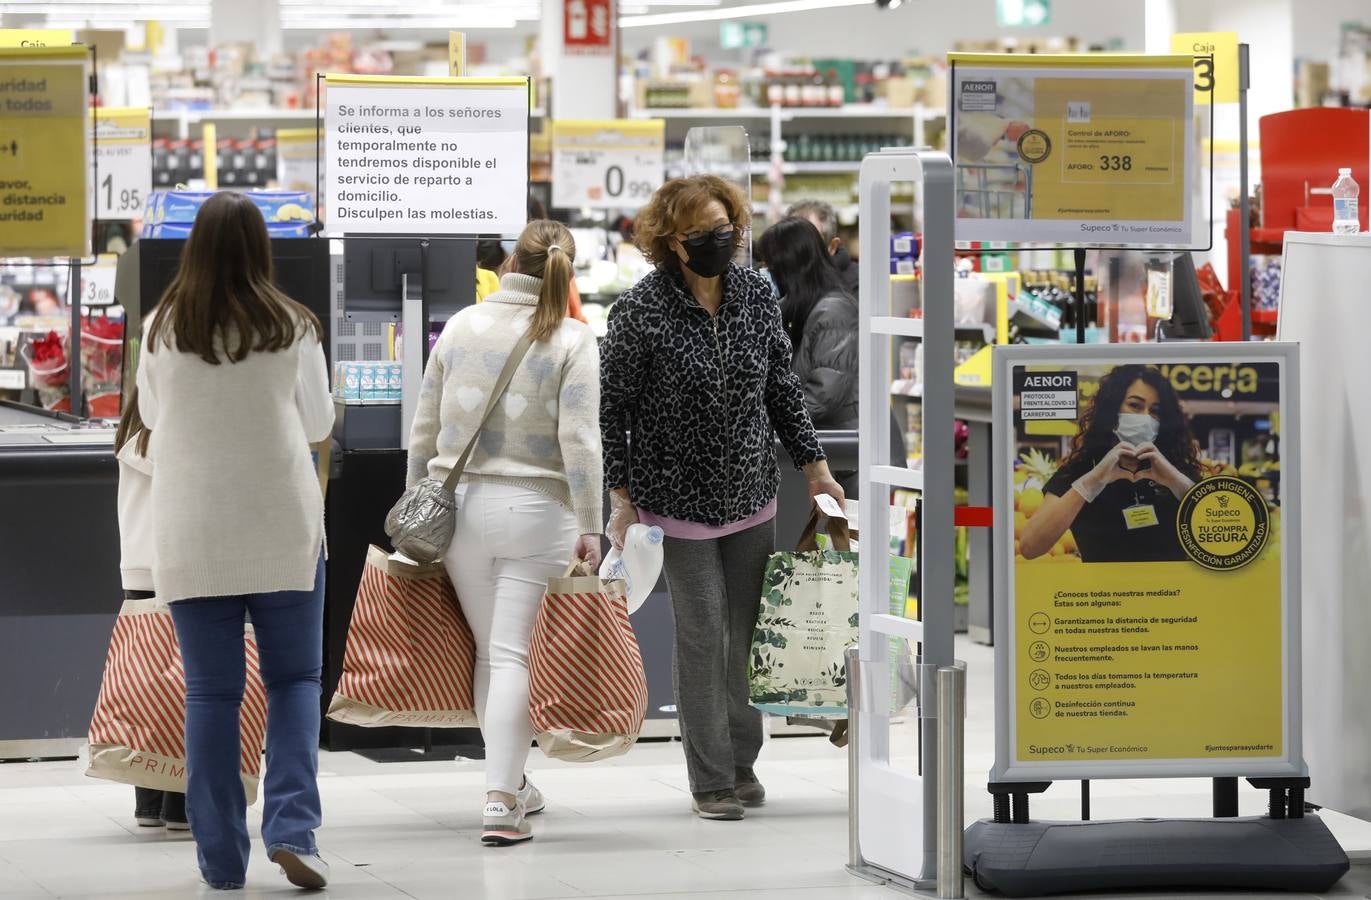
[600,263,826,527]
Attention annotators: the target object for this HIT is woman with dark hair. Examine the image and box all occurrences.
[600,175,843,822]
[1021,364,1201,563]
[757,217,858,429]
[137,191,334,890]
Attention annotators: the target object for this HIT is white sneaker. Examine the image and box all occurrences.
[269,848,330,889]
[482,799,533,845]
[518,777,546,816]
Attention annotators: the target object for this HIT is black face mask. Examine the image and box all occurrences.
[680,230,735,278]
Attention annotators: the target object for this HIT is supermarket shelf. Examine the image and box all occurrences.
[634,107,772,119]
[155,108,318,123]
[956,324,997,343]
[633,104,946,122]
[749,160,865,175]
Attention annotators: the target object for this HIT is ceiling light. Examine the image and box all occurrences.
[619,0,868,28]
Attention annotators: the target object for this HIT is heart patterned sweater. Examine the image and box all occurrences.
[407,272,604,536]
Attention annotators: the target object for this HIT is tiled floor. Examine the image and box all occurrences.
[2,637,1369,898]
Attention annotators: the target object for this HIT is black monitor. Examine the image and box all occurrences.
[1156,252,1212,341]
[341,237,475,317]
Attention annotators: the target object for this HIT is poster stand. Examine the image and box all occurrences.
[966,342,1349,896]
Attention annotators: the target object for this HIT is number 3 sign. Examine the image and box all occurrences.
[89,108,152,221]
[551,119,665,212]
[1171,32,1239,105]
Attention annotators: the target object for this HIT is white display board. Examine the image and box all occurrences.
[949,53,1200,248]
[551,119,664,210]
[991,343,1304,783]
[323,75,529,235]
[90,107,151,221]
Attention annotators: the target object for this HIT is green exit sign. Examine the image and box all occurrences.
[721,21,767,50]
[997,0,1050,26]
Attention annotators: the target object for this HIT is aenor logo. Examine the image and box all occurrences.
[960,80,999,112]
[1015,368,1079,421]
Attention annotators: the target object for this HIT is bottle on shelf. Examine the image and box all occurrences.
[1332,168,1360,234]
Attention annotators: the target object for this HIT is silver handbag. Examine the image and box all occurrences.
[385,332,534,564]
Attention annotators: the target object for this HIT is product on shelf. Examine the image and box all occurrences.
[22,331,71,413]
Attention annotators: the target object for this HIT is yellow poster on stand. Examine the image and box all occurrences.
[949,53,1196,248]
[992,344,1303,782]
[0,46,90,257]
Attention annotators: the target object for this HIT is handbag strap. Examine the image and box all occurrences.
[796,504,852,552]
[440,330,536,493]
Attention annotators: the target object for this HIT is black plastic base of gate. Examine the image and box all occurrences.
[964,815,1349,896]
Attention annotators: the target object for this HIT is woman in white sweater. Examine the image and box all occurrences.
[408,219,603,846]
[136,192,334,891]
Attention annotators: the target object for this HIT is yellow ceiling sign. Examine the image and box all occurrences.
[0,30,73,49]
[1171,32,1239,104]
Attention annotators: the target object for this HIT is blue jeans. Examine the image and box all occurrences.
[169,556,325,890]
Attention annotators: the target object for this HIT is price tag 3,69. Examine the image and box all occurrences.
[552,119,665,212]
[89,107,152,221]
[80,258,118,308]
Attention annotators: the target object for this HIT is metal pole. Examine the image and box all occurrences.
[1238,43,1253,342]
[936,662,966,899]
[845,646,862,870]
[69,261,83,416]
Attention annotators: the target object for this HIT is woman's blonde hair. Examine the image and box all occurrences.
[516,219,577,342]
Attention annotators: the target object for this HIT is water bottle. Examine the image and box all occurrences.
[1332,168,1360,234]
[599,524,665,614]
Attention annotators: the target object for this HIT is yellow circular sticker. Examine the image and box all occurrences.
[1017,129,1052,164]
[1177,476,1270,571]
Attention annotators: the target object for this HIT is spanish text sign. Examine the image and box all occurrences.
[0,46,90,258]
[992,344,1303,781]
[323,75,529,235]
[949,54,1197,248]
[91,106,151,220]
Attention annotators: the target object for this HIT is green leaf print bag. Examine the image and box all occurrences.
[749,507,860,717]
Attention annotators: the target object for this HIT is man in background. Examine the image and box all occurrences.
[786,200,858,297]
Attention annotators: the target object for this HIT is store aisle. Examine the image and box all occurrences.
[1,637,1369,898]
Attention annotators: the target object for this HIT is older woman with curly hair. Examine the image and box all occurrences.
[599,175,844,822]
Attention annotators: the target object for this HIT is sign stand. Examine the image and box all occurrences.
[967,342,1350,896]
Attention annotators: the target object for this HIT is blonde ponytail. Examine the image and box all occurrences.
[516,219,576,342]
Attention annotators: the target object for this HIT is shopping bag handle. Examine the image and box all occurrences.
[562,559,595,578]
[797,502,852,553]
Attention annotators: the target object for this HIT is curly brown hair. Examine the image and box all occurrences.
[633,175,751,272]
[1066,364,1201,481]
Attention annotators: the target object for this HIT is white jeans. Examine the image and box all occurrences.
[444,480,578,796]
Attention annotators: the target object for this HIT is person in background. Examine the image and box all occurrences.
[757,217,858,430]
[409,219,603,847]
[600,175,845,822]
[476,196,587,322]
[114,386,189,834]
[786,200,858,296]
[137,192,335,891]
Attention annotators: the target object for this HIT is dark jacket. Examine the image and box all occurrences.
[793,291,859,429]
[833,244,860,297]
[600,263,826,527]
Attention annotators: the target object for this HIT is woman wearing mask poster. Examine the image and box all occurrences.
[1020,364,1202,564]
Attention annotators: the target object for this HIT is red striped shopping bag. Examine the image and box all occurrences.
[528,563,648,762]
[327,545,478,728]
[86,596,267,802]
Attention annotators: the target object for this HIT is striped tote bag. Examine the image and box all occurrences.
[528,563,648,762]
[327,545,478,728]
[86,596,267,802]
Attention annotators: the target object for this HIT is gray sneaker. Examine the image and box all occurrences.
[482,799,533,845]
[691,789,744,821]
[518,777,546,816]
[268,848,329,889]
[735,767,766,807]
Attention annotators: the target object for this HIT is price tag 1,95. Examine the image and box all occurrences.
[89,107,152,222]
[552,119,665,212]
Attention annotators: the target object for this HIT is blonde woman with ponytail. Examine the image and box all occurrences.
[407,219,602,846]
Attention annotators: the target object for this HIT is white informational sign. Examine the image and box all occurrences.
[80,257,117,307]
[551,119,664,211]
[90,107,151,221]
[324,75,529,235]
[276,127,318,196]
[949,53,1199,248]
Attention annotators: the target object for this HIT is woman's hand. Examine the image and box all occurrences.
[1133,442,1194,499]
[574,534,603,570]
[804,460,846,507]
[1074,441,1140,502]
[606,488,639,550]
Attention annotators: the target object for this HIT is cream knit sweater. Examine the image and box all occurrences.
[407,273,604,535]
[136,317,334,603]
